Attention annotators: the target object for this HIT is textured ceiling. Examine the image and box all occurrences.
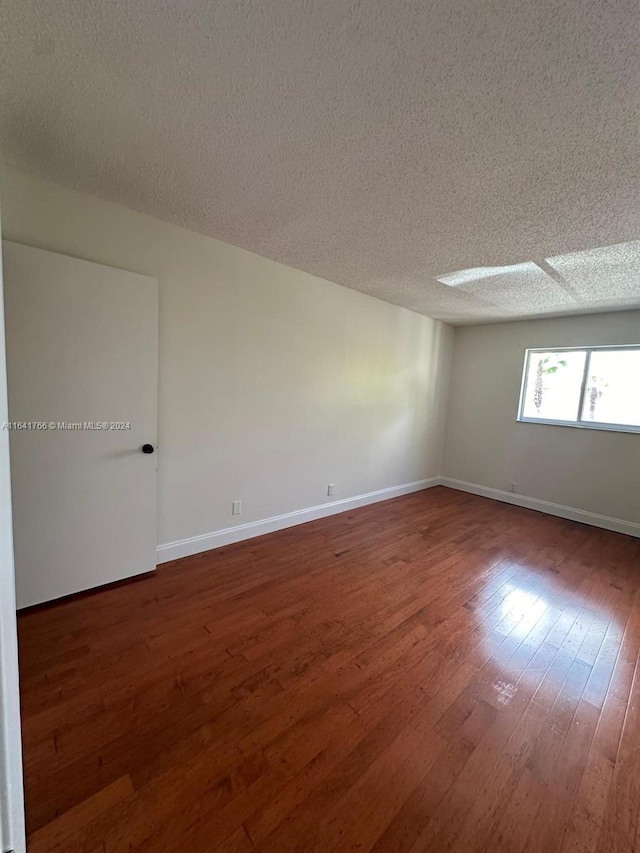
[1,0,640,324]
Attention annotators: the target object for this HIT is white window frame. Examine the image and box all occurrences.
[517,344,640,434]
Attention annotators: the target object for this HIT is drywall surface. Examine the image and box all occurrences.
[443,312,640,524]
[3,1,640,323]
[0,165,453,551]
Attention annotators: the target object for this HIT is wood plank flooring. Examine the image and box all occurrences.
[17,486,640,852]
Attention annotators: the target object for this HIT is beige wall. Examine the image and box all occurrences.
[0,165,453,551]
[443,311,640,525]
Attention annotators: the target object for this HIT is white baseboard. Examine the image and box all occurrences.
[156,475,640,565]
[156,477,441,564]
[440,477,640,539]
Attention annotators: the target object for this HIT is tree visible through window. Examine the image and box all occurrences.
[518,346,640,431]
[533,354,568,415]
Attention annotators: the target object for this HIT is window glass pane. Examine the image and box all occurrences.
[521,350,586,421]
[581,350,640,427]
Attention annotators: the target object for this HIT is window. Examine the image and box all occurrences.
[518,346,640,433]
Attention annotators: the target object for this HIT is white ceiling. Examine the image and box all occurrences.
[1,0,640,324]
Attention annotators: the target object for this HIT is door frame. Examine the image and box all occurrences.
[0,209,26,852]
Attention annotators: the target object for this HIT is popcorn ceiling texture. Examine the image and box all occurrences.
[1,0,640,324]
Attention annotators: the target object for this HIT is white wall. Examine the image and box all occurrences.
[0,165,453,556]
[443,311,640,529]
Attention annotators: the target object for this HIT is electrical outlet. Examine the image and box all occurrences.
[232,499,242,516]
[510,483,516,493]
[327,484,335,497]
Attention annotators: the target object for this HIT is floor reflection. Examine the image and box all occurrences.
[475,567,622,713]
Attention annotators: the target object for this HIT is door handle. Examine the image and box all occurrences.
[142,444,155,454]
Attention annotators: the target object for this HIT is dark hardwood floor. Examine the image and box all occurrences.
[17,486,640,852]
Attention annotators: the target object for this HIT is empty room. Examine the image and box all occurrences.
[0,2,639,852]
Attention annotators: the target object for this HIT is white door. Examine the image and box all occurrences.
[3,241,158,608]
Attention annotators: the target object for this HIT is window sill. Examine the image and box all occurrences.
[516,417,640,435]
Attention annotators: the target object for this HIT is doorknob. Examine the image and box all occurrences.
[142,444,155,454]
